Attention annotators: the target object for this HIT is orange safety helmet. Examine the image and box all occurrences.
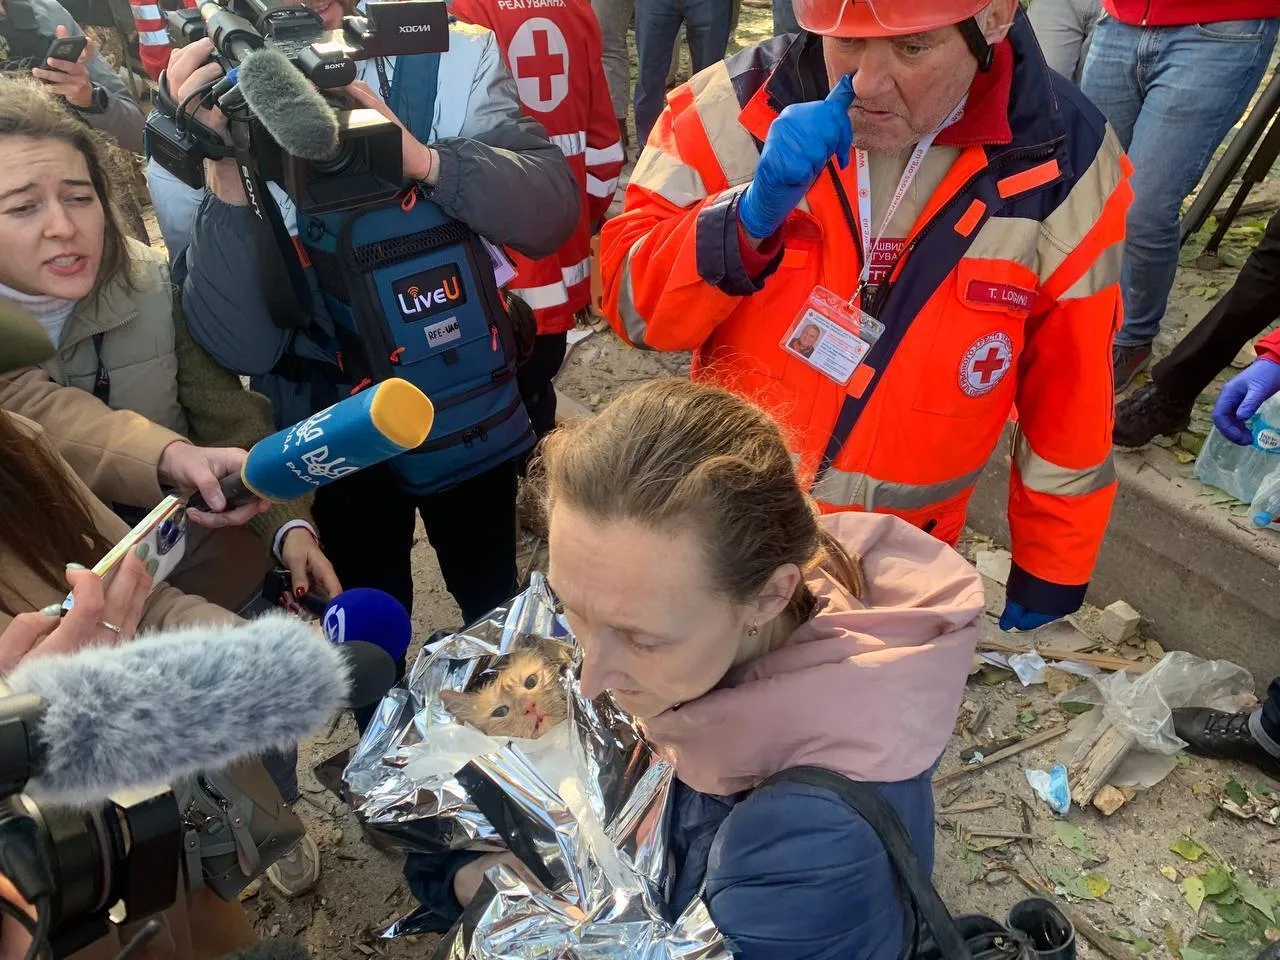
[792,0,992,37]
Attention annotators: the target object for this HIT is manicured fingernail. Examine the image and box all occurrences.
[294,586,306,598]
[39,604,63,617]
[65,562,86,570]
[135,543,150,560]
[146,559,159,577]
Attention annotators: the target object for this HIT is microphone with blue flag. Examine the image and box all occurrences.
[189,378,433,512]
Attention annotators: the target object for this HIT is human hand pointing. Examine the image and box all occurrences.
[738,73,855,241]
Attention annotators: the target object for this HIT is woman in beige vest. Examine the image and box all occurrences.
[0,77,335,895]
[0,77,341,614]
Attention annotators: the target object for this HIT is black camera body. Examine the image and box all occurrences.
[144,0,449,215]
[0,691,181,959]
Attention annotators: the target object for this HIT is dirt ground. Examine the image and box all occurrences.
[109,3,1280,953]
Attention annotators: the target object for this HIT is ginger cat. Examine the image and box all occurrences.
[440,648,568,739]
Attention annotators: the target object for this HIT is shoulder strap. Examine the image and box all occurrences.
[90,332,111,404]
[761,766,974,960]
[388,53,441,143]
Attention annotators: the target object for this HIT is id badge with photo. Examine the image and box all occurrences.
[780,286,885,386]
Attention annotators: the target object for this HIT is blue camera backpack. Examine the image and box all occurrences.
[295,53,533,496]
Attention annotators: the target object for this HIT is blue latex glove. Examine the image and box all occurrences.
[737,74,855,240]
[1213,357,1280,445]
[999,600,1061,632]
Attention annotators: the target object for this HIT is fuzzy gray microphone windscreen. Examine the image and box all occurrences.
[236,47,341,162]
[6,613,349,808]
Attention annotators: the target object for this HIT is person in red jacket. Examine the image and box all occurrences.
[1078,0,1280,390]
[450,0,623,437]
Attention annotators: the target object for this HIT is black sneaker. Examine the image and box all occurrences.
[1113,343,1153,393]
[1113,382,1193,447]
[1171,707,1280,777]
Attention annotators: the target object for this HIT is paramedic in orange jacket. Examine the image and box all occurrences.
[601,0,1132,631]
[450,0,624,436]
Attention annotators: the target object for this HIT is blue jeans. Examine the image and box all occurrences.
[1081,14,1278,347]
[633,0,733,145]
[772,0,798,36]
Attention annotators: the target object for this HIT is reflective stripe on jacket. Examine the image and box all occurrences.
[600,15,1132,615]
[450,0,622,333]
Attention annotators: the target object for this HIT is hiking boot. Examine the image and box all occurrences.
[1172,707,1280,778]
[1113,382,1193,447]
[266,834,321,898]
[1113,343,1152,393]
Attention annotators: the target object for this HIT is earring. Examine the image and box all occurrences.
[747,622,759,638]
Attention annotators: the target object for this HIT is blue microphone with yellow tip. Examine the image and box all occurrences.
[189,379,434,511]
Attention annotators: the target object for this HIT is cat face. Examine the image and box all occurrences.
[439,649,568,739]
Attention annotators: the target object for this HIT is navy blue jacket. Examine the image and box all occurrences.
[405,766,935,958]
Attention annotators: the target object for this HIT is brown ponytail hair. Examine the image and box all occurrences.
[0,411,113,616]
[538,378,864,620]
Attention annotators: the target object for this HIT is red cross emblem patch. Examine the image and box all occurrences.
[959,332,1014,398]
[510,18,570,113]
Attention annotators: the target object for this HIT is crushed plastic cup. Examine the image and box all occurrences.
[1025,763,1070,815]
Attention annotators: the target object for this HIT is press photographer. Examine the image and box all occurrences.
[161,0,579,722]
[0,0,144,152]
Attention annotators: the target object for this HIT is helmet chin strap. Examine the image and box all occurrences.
[958,16,995,72]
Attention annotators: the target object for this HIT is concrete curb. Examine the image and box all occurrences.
[966,430,1280,691]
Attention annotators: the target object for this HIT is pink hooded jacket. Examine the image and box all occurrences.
[643,512,984,795]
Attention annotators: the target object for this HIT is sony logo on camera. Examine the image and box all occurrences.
[393,264,468,323]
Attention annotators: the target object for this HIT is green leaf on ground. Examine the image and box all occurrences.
[1046,865,1105,901]
[1184,877,1207,913]
[977,667,1013,685]
[1180,945,1219,960]
[1017,708,1038,726]
[1202,866,1234,897]
[1164,922,1183,958]
[1215,901,1252,924]
[1256,782,1273,797]
[1234,875,1276,923]
[1134,939,1154,954]
[1177,754,1192,768]
[1171,837,1207,862]
[1225,780,1250,806]
[1084,873,1112,898]
[1051,822,1098,860]
[1061,702,1095,715]
[1161,865,1180,882]
[962,849,983,880]
[1173,448,1197,464]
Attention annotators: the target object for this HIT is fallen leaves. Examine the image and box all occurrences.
[1217,779,1280,826]
[1161,865,1180,882]
[1051,821,1099,860]
[1183,876,1207,913]
[1045,864,1111,901]
[1171,837,1207,862]
[1225,780,1249,806]
[1235,876,1276,924]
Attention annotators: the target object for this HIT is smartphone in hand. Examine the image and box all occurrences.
[61,496,189,615]
[42,34,88,70]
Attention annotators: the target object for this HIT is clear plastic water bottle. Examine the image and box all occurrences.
[1194,394,1280,507]
[1251,472,1280,528]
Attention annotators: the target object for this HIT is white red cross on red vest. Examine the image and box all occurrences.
[509,17,570,112]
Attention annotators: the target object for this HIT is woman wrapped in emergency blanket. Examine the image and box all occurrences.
[343,378,984,960]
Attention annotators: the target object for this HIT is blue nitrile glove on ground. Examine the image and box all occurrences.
[1213,357,1280,445]
[738,73,855,241]
[999,600,1061,632]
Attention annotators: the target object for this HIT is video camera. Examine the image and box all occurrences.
[0,691,180,959]
[144,0,450,215]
